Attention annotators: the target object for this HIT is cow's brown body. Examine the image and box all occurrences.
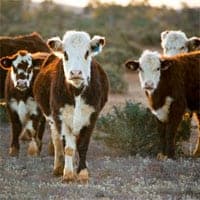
[0,50,48,156]
[147,51,200,158]
[34,53,109,181]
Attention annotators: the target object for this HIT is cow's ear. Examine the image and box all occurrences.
[160,59,172,71]
[187,37,200,50]
[32,52,49,70]
[125,60,139,71]
[90,35,105,56]
[161,30,169,40]
[0,57,13,70]
[47,36,63,51]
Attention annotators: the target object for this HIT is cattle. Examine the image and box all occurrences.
[0,32,51,99]
[161,30,200,156]
[161,30,200,56]
[0,50,49,156]
[33,31,109,182]
[125,50,200,160]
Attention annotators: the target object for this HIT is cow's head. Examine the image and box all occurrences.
[0,50,47,91]
[125,50,171,93]
[47,31,105,88]
[161,30,189,56]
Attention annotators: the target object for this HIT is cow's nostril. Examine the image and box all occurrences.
[145,81,154,89]
[70,70,82,76]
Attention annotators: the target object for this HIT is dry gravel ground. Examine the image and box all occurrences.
[0,124,200,200]
[0,73,200,200]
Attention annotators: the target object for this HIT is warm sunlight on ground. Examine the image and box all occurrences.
[32,0,199,9]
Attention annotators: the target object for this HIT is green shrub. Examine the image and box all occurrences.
[97,101,160,156]
[97,101,191,156]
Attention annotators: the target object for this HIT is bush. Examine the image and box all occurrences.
[97,101,190,156]
[97,101,160,156]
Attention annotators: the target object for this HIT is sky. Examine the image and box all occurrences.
[32,0,200,9]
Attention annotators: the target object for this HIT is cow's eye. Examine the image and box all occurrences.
[156,67,160,71]
[180,46,185,50]
[85,50,89,60]
[64,52,68,60]
[138,67,143,72]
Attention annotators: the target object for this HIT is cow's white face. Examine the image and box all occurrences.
[47,31,105,88]
[0,51,34,91]
[138,51,161,92]
[161,30,188,56]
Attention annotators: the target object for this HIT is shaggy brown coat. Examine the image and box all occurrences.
[34,53,109,174]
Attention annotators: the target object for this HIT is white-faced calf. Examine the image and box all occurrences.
[0,50,48,156]
[125,50,200,159]
[161,30,200,56]
[161,30,200,156]
[34,31,109,183]
[0,32,51,100]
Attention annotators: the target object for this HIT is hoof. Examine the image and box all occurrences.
[77,169,89,184]
[53,166,64,176]
[9,147,19,156]
[27,140,39,156]
[62,171,76,183]
[157,153,168,161]
[48,141,54,156]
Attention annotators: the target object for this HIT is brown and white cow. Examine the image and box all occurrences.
[125,50,200,159]
[0,32,51,99]
[161,30,200,156]
[161,30,200,56]
[33,31,109,182]
[0,50,49,156]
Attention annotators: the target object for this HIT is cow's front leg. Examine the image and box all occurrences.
[156,120,168,160]
[165,104,184,158]
[8,110,22,156]
[77,120,96,183]
[62,132,76,182]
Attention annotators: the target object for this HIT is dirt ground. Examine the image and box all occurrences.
[0,73,200,200]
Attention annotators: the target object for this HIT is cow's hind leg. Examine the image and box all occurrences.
[26,120,39,156]
[50,120,64,176]
[194,112,200,156]
[36,115,46,153]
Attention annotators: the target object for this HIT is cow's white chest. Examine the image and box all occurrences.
[60,96,95,135]
[9,97,38,124]
[151,96,173,122]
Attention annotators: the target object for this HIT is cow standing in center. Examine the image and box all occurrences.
[33,31,109,182]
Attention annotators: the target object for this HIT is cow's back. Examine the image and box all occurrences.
[33,53,61,116]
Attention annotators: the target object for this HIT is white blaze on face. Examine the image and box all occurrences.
[161,31,188,56]
[62,31,92,87]
[138,50,161,92]
[11,53,33,89]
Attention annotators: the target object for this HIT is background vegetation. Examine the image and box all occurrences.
[0,0,198,154]
[0,0,199,94]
